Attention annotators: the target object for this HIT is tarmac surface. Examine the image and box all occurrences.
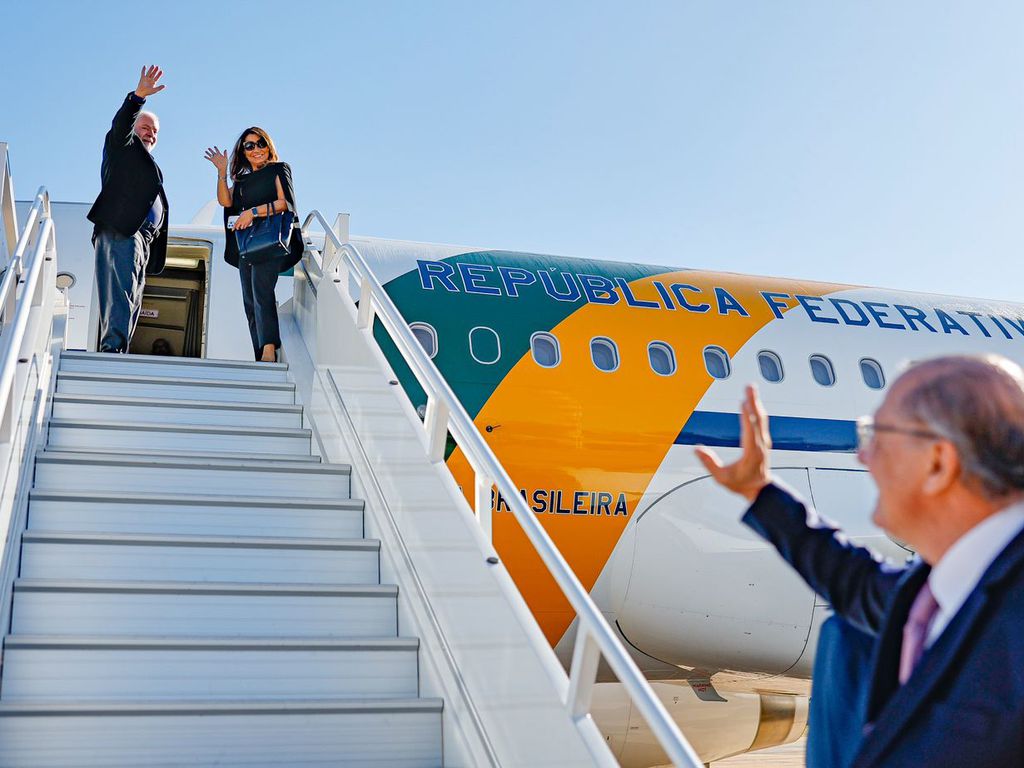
[713,736,806,767]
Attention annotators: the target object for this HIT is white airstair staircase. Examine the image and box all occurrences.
[0,351,444,766]
[0,144,707,767]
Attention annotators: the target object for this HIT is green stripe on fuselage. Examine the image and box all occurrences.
[374,250,669,418]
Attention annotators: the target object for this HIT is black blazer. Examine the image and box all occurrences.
[87,93,168,275]
[745,482,1024,767]
[223,162,302,271]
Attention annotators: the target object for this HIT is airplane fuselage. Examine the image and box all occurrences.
[46,205,1023,690]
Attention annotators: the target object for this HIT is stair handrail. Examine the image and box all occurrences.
[302,210,703,768]
[0,186,55,426]
[0,178,59,654]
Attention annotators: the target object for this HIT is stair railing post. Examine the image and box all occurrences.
[336,250,350,298]
[356,277,375,329]
[423,395,450,463]
[566,623,601,719]
[31,217,50,308]
[2,276,14,329]
[0,383,12,445]
[332,213,349,245]
[321,234,337,273]
[474,473,493,541]
[331,215,351,295]
[0,143,18,266]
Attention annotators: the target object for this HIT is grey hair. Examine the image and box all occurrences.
[133,110,159,128]
[897,355,1024,499]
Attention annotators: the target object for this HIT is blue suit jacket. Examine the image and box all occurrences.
[807,616,874,768]
[745,483,1024,767]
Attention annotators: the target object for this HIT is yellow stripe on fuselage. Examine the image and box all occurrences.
[447,270,847,643]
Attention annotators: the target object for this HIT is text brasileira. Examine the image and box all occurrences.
[491,488,629,516]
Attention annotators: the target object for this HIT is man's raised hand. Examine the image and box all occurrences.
[694,385,773,502]
[135,65,165,99]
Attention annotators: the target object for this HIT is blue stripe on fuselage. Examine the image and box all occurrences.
[676,411,857,453]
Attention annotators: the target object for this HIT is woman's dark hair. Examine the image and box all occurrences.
[229,126,280,180]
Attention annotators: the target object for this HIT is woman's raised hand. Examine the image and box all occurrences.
[204,147,229,174]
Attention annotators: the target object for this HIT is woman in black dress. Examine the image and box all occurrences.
[204,128,302,362]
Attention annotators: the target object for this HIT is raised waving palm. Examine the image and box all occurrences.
[694,385,774,502]
[135,65,165,98]
[204,147,229,174]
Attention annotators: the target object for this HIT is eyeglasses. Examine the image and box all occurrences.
[242,138,268,151]
[855,416,941,452]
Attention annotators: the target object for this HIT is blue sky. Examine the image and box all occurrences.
[2,1,1021,300]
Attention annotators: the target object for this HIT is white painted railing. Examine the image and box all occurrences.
[0,143,19,265]
[302,210,703,768]
[0,150,62,650]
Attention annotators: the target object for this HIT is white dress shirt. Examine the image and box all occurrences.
[924,499,1024,647]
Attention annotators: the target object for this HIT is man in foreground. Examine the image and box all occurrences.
[695,355,1024,767]
[87,65,169,353]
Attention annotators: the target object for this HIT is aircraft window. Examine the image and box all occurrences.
[758,351,784,383]
[590,337,620,372]
[648,342,676,376]
[469,326,501,365]
[810,354,836,386]
[703,346,731,379]
[410,322,438,359]
[531,332,561,368]
[860,358,885,390]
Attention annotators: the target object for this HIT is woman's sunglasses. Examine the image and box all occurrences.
[242,138,268,151]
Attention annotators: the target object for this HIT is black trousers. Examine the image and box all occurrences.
[238,259,280,359]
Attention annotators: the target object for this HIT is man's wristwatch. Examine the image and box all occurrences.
[251,207,258,218]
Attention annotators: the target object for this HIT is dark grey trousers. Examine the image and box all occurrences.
[238,258,281,360]
[93,225,150,354]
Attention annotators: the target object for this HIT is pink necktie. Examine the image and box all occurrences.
[898,581,940,685]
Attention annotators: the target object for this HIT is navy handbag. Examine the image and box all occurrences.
[234,210,295,265]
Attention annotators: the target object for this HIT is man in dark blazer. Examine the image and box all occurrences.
[87,65,169,353]
[695,355,1024,767]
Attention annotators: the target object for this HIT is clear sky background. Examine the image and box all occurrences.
[2,1,1021,300]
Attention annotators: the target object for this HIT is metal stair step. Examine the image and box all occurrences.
[12,580,399,637]
[20,532,380,584]
[51,394,304,429]
[56,372,296,405]
[32,452,350,498]
[47,419,313,457]
[39,445,321,463]
[28,491,364,539]
[1,635,419,701]
[0,698,442,767]
[59,351,290,383]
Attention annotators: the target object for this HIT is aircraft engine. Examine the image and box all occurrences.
[591,681,807,766]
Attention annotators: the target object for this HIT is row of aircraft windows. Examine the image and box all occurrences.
[409,322,887,390]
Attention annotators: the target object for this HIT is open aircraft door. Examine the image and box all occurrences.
[90,237,213,358]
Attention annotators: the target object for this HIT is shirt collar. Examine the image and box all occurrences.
[928,499,1024,632]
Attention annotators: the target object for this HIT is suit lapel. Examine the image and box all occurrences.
[131,140,161,182]
[855,528,1024,765]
